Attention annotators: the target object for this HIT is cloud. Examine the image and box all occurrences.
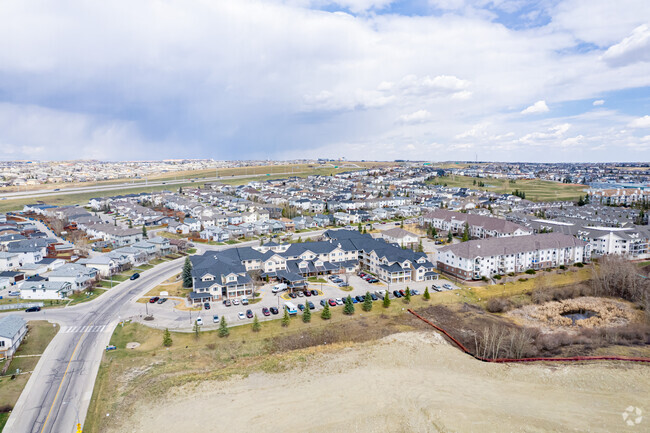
[629,115,650,128]
[592,99,605,106]
[602,24,650,67]
[397,109,432,124]
[521,100,549,115]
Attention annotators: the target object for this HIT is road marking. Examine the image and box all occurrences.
[61,325,106,334]
[40,323,92,433]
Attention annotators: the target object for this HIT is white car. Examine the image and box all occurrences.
[335,298,344,305]
[196,317,203,326]
[232,299,240,305]
[238,312,246,320]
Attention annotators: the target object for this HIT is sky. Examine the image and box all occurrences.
[0,0,649,162]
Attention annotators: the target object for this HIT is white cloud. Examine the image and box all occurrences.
[521,100,549,115]
[602,24,650,67]
[629,115,650,128]
[397,109,432,124]
[593,99,605,106]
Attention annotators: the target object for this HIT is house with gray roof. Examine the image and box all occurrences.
[0,315,27,359]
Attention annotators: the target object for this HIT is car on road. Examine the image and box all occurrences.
[232,299,240,305]
[213,315,219,323]
[393,290,402,298]
[149,296,159,303]
[308,301,315,310]
[224,299,232,307]
[335,298,344,305]
[157,298,167,304]
[196,317,203,326]
[246,309,253,318]
[25,306,41,312]
[204,302,210,310]
[130,273,140,280]
[270,307,279,315]
[310,289,318,296]
[328,299,337,307]
[238,312,246,320]
[320,299,327,307]
[241,298,249,305]
[262,307,270,316]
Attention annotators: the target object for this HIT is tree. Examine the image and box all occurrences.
[252,314,261,332]
[218,316,229,337]
[358,222,362,232]
[343,295,355,315]
[281,308,291,326]
[162,328,172,347]
[416,239,424,252]
[423,286,431,301]
[462,223,470,242]
[302,301,311,322]
[128,220,133,228]
[182,257,193,288]
[447,231,453,243]
[193,320,201,339]
[383,291,391,308]
[179,186,183,194]
[142,225,147,238]
[362,291,372,312]
[321,302,331,320]
[404,286,411,303]
[400,218,404,228]
[577,196,585,206]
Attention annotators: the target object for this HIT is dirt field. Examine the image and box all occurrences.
[105,331,648,433]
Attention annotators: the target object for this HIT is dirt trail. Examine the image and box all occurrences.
[113,332,648,433]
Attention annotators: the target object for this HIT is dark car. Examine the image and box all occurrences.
[355,295,365,302]
[246,309,253,319]
[308,301,315,310]
[288,292,297,299]
[149,296,159,303]
[399,290,406,297]
[328,299,337,307]
[270,307,279,315]
[130,273,140,280]
[369,278,379,283]
[370,293,378,301]
[25,306,41,312]
[320,299,327,307]
[411,289,419,296]
[310,289,318,296]
[224,299,232,307]
[157,297,168,304]
[393,290,402,298]
[262,307,270,316]
[304,290,311,297]
[351,297,358,304]
[298,304,305,311]
[204,302,211,310]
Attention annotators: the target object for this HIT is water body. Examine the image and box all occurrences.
[561,309,598,324]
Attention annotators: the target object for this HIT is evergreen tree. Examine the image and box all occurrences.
[162,328,172,347]
[362,291,372,312]
[431,227,438,237]
[577,196,585,206]
[423,287,431,301]
[462,223,470,242]
[400,219,404,228]
[252,314,261,332]
[218,316,229,337]
[417,239,424,252]
[358,222,362,232]
[383,291,391,308]
[321,302,331,320]
[343,295,355,315]
[281,308,291,326]
[142,225,147,238]
[128,220,133,228]
[404,287,411,303]
[193,320,201,339]
[302,301,311,322]
[447,231,453,243]
[179,186,183,194]
[182,257,193,288]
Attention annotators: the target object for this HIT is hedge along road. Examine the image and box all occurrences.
[0,257,185,433]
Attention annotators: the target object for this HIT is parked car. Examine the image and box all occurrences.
[196,317,203,326]
[338,282,348,287]
[149,296,159,303]
[351,297,358,304]
[213,315,219,323]
[262,307,270,316]
[298,304,305,311]
[270,307,279,315]
[246,309,253,319]
[310,289,318,296]
[443,284,452,290]
[308,301,315,310]
[355,295,364,302]
[241,298,249,305]
[157,298,167,304]
[238,312,246,320]
[204,302,210,310]
[335,298,344,305]
[232,299,240,305]
[393,290,402,298]
[304,290,312,297]
[320,299,327,307]
[297,291,304,297]
[328,299,337,307]
[224,299,232,307]
[411,289,419,296]
[289,292,297,299]
[370,293,378,301]
[25,306,41,312]
[130,273,140,280]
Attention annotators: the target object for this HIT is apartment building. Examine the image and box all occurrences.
[421,209,532,238]
[437,233,590,280]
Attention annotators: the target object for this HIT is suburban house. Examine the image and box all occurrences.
[20,281,73,300]
[0,315,28,359]
[47,263,98,289]
[77,255,118,277]
[436,233,591,280]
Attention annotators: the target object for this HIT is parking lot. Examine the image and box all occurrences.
[133,273,462,331]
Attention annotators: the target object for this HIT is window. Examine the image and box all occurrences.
[0,341,4,347]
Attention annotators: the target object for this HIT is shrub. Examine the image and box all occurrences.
[525,269,536,275]
[493,275,502,280]
[481,276,488,282]
[508,272,515,277]
[575,262,584,267]
[486,297,509,313]
[559,265,566,270]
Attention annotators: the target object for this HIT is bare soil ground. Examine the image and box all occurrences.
[107,331,648,433]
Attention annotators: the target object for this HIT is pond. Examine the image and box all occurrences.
[561,309,598,324]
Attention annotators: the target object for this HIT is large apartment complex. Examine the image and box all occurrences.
[437,233,590,280]
[421,209,532,238]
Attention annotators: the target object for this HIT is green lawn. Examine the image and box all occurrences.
[428,175,587,202]
[0,412,9,431]
[134,264,154,271]
[67,288,107,306]
[307,277,327,283]
[97,280,118,288]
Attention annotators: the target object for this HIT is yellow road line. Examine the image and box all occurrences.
[40,324,91,433]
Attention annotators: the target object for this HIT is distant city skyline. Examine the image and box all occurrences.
[0,1,649,162]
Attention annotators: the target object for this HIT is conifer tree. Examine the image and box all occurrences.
[343,295,355,315]
[218,316,229,337]
[182,257,193,288]
[282,308,291,327]
[302,301,311,323]
[252,314,261,332]
[383,291,391,308]
[423,287,431,301]
[162,328,172,347]
[321,302,331,320]
[362,291,372,312]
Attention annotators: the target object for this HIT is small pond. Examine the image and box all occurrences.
[561,309,598,324]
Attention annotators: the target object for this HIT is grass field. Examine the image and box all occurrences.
[428,175,587,202]
[67,288,107,306]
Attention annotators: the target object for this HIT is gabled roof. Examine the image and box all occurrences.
[0,315,26,339]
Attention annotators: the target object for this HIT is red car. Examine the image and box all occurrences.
[328,298,337,307]
[149,296,159,303]
[304,290,312,297]
[262,307,270,316]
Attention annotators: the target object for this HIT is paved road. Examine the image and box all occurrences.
[1,257,184,433]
